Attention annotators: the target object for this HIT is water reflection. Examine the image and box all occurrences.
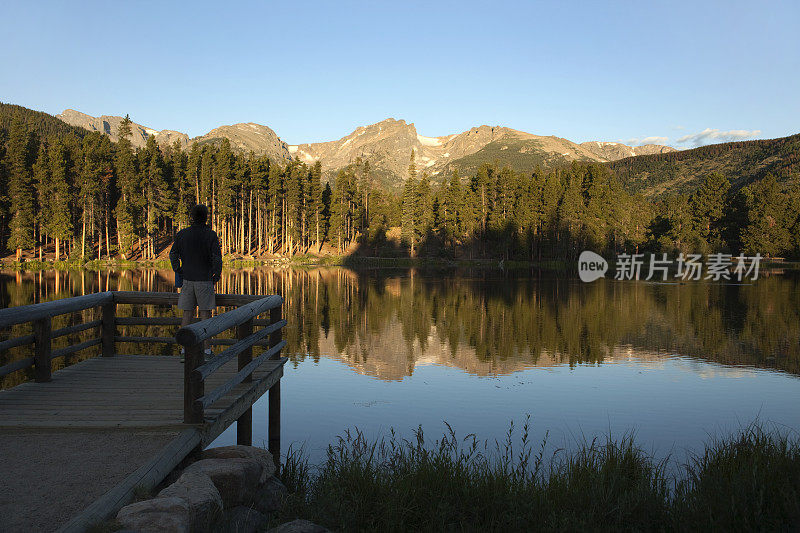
[3,266,800,463]
[2,267,799,389]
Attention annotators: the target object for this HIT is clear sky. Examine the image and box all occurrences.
[1,0,797,147]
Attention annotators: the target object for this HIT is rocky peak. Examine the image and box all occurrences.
[192,122,291,161]
[57,109,189,150]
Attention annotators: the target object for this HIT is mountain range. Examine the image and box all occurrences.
[56,109,674,191]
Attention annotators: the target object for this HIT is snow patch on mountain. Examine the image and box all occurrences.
[417,135,442,146]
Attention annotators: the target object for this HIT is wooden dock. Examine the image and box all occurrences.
[0,291,287,533]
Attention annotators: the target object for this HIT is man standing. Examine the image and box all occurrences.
[169,204,222,359]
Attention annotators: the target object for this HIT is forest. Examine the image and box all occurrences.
[1,103,799,262]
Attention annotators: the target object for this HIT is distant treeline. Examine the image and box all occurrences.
[1,104,799,261]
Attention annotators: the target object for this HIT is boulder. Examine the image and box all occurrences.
[183,457,262,507]
[202,445,276,483]
[216,506,269,533]
[252,476,289,514]
[267,519,330,533]
[116,497,192,533]
[158,470,223,526]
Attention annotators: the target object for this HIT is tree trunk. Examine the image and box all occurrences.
[81,210,86,259]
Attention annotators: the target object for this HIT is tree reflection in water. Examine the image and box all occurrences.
[1,267,799,390]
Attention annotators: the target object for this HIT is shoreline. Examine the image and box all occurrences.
[0,256,575,272]
[1,256,796,273]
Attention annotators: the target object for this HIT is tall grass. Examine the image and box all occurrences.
[673,425,800,531]
[268,420,800,531]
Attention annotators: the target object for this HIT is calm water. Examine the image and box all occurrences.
[2,267,800,464]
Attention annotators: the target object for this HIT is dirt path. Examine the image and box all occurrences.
[0,429,177,532]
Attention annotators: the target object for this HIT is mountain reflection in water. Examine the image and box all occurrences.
[2,267,799,381]
[2,266,799,463]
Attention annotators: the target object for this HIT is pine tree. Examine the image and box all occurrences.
[267,161,283,253]
[6,114,36,259]
[414,172,433,245]
[740,174,791,256]
[169,140,191,231]
[32,146,50,259]
[45,139,73,260]
[114,114,137,258]
[329,169,350,253]
[689,172,731,250]
[401,178,416,255]
[307,160,323,251]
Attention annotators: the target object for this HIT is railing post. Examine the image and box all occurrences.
[184,342,204,424]
[236,318,254,445]
[101,301,115,357]
[268,304,282,469]
[33,317,52,382]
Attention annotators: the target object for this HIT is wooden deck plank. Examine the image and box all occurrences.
[0,351,286,531]
[0,354,282,429]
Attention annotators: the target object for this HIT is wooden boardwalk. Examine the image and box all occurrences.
[0,355,284,429]
[0,292,287,533]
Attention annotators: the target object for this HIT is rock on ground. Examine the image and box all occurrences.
[252,476,289,514]
[267,519,330,533]
[202,445,277,483]
[116,497,192,533]
[183,457,263,508]
[216,506,269,533]
[158,470,223,526]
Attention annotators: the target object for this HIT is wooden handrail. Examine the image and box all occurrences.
[0,357,35,378]
[0,334,36,352]
[193,319,287,381]
[175,295,283,347]
[0,292,113,329]
[114,316,272,327]
[195,345,287,410]
[176,294,286,426]
[1,290,287,449]
[113,291,269,307]
[52,319,102,339]
[0,290,287,464]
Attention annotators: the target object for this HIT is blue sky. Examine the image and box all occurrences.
[1,0,797,147]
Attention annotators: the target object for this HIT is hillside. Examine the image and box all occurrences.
[610,134,800,197]
[441,136,597,178]
[0,103,88,140]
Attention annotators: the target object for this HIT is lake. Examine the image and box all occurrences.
[2,266,799,466]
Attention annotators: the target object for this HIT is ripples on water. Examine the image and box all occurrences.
[2,267,799,462]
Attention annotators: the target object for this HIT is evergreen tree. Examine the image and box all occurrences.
[307,160,323,250]
[330,169,350,253]
[6,114,36,259]
[689,172,731,251]
[740,174,792,256]
[114,114,137,258]
[414,172,433,245]
[401,173,416,255]
[45,139,73,260]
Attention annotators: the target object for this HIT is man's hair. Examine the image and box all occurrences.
[191,204,209,225]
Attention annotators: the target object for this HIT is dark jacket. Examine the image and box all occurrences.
[169,223,222,282]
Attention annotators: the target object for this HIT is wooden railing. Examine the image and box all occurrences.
[175,295,286,450]
[0,291,114,381]
[0,293,287,447]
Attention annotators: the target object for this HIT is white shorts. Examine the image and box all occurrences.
[177,280,216,311]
